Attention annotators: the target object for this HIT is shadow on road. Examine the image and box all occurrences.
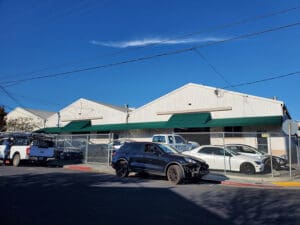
[0,169,299,225]
[0,170,230,225]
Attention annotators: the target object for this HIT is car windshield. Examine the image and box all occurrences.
[158,144,179,154]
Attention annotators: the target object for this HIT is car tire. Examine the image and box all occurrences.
[240,163,255,175]
[115,160,129,177]
[272,160,280,170]
[12,154,21,167]
[167,165,184,185]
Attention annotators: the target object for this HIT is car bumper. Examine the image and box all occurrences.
[183,163,209,178]
[255,164,265,173]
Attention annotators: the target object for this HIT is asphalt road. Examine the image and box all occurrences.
[0,166,299,225]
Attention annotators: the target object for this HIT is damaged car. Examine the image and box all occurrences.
[111,142,209,184]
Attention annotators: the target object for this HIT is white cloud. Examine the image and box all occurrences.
[89,37,225,48]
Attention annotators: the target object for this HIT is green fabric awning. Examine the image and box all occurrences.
[167,113,211,128]
[38,114,283,134]
[35,127,62,133]
[206,116,282,127]
[60,120,91,132]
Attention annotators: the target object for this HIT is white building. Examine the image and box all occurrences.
[41,83,292,156]
[44,98,128,133]
[6,107,55,132]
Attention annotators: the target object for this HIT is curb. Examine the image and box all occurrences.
[272,181,300,187]
[64,165,93,172]
[221,180,282,188]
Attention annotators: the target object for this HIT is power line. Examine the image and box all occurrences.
[0,85,23,107]
[2,21,300,87]
[193,49,232,86]
[2,4,300,81]
[223,71,300,88]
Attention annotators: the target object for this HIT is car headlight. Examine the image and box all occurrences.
[184,157,197,163]
[254,161,262,165]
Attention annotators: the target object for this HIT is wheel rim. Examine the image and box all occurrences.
[243,164,254,174]
[116,162,127,177]
[168,167,178,182]
[13,155,20,165]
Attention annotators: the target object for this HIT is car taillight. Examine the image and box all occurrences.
[26,147,31,155]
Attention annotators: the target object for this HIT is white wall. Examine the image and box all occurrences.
[6,107,46,131]
[46,98,127,127]
[130,83,283,123]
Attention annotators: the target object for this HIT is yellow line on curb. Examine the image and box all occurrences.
[272,182,300,187]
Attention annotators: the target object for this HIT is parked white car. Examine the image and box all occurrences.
[183,145,265,174]
[225,144,287,170]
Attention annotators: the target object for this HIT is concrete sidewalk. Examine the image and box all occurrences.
[63,163,300,188]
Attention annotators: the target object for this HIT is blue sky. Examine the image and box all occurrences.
[0,0,300,120]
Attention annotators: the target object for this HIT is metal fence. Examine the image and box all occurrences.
[55,133,113,164]
[175,131,300,179]
[53,131,300,179]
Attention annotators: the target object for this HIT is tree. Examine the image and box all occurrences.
[6,117,40,132]
[0,106,7,132]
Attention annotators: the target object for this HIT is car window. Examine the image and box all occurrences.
[144,144,155,153]
[14,138,30,146]
[120,143,143,153]
[198,147,214,154]
[32,139,54,148]
[240,145,257,154]
[153,136,165,143]
[213,148,226,156]
[168,136,174,144]
[174,135,185,144]
[158,144,179,154]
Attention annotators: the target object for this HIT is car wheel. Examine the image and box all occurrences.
[272,160,280,170]
[12,154,21,167]
[240,163,255,175]
[115,160,129,177]
[167,165,184,185]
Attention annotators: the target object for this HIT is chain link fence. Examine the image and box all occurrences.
[175,131,300,179]
[52,131,300,179]
[55,134,113,164]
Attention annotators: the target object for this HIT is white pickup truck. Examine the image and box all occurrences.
[152,134,199,152]
[0,134,56,166]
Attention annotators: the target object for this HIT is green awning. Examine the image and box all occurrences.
[81,121,168,132]
[61,120,91,132]
[167,113,211,128]
[35,127,62,133]
[39,114,283,133]
[206,116,282,127]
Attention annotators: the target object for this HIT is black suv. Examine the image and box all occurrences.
[111,142,209,184]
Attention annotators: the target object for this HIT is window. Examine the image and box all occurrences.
[224,126,242,137]
[213,148,231,156]
[174,135,186,144]
[168,136,174,144]
[199,147,214,154]
[14,138,30,146]
[153,136,165,143]
[144,144,155,153]
[32,139,54,148]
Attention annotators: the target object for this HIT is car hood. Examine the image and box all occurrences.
[168,153,207,164]
[234,153,265,161]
